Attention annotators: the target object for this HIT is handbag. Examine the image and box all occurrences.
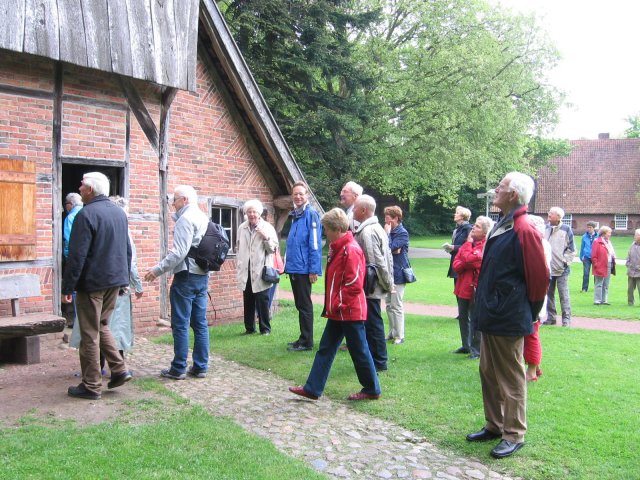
[262,265,280,284]
[402,266,417,283]
[364,264,378,295]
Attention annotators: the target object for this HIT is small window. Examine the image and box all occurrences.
[614,214,628,230]
[561,214,572,228]
[211,205,239,253]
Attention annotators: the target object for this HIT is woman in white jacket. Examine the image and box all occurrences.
[236,199,279,335]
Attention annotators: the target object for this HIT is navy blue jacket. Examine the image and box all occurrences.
[388,223,410,285]
[472,206,549,337]
[62,195,131,294]
[447,222,472,278]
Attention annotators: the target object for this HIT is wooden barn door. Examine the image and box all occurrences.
[0,159,37,262]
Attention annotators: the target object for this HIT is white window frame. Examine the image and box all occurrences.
[561,214,572,228]
[488,213,500,222]
[614,214,628,230]
[211,205,240,254]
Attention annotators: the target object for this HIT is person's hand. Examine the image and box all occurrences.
[442,243,453,253]
[135,291,144,299]
[393,248,401,255]
[144,270,157,282]
[61,294,73,304]
[255,225,269,240]
[309,273,318,284]
[384,223,391,234]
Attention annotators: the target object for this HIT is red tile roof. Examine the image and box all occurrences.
[534,139,640,214]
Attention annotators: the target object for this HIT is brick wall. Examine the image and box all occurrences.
[0,51,279,333]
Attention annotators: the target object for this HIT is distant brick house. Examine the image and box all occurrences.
[530,135,640,235]
[0,1,318,341]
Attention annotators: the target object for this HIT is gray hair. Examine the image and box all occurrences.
[586,221,597,228]
[82,172,110,197]
[548,206,565,219]
[65,192,83,207]
[504,172,535,205]
[635,229,640,236]
[599,226,612,236]
[355,194,376,214]
[321,208,349,233]
[456,206,471,221]
[343,181,363,197]
[529,215,546,236]
[174,185,198,205]
[109,195,129,210]
[243,199,264,215]
[474,215,494,235]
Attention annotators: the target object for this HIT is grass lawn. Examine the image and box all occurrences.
[0,379,325,480]
[210,301,640,480]
[279,257,639,320]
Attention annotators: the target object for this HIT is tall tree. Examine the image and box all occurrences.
[624,114,640,138]
[217,0,380,206]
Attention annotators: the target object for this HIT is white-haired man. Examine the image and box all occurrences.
[544,206,575,326]
[62,172,132,400]
[340,181,363,226]
[352,194,394,372]
[467,172,549,458]
[144,185,210,379]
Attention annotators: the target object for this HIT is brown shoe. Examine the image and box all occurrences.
[289,386,318,400]
[347,392,380,401]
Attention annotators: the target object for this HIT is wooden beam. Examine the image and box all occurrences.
[119,76,159,154]
[0,84,53,100]
[60,156,126,168]
[62,93,127,111]
[52,62,63,316]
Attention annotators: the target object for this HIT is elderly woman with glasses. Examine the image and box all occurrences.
[236,199,279,335]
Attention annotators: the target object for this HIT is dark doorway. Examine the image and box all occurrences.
[61,164,124,205]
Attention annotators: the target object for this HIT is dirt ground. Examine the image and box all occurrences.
[0,342,141,428]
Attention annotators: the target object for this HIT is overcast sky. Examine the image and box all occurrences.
[493,0,640,140]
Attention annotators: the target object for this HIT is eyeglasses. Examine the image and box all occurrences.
[168,195,186,204]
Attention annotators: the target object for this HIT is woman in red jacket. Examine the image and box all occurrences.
[289,208,381,401]
[591,226,616,305]
[452,216,492,359]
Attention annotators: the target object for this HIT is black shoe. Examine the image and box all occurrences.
[68,383,101,400]
[287,341,299,347]
[260,331,271,336]
[187,366,207,378]
[542,320,556,325]
[466,428,501,442]
[160,368,186,380]
[453,347,470,354]
[242,330,257,335]
[467,353,480,360]
[490,439,525,458]
[107,370,132,389]
[376,366,388,373]
[287,344,312,352]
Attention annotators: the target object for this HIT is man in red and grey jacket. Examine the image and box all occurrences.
[466,172,549,459]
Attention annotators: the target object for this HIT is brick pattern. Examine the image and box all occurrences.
[1,52,280,334]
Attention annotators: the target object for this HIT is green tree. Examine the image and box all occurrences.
[351,0,566,206]
[217,0,381,207]
[624,114,640,138]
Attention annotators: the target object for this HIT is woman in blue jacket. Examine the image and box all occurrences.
[384,206,410,344]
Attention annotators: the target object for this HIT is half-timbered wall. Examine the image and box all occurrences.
[0,49,277,329]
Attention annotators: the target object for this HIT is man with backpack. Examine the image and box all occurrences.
[144,185,211,379]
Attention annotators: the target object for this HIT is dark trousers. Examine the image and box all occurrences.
[365,298,388,370]
[243,276,271,334]
[304,320,380,398]
[582,258,592,291]
[290,273,314,347]
[457,297,480,356]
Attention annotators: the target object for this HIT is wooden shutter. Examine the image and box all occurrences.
[0,159,37,261]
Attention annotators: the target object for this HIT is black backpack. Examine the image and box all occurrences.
[187,221,230,271]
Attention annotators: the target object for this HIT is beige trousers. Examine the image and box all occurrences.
[76,287,127,394]
[479,333,527,443]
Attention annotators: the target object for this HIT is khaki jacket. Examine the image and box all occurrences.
[353,215,394,299]
[236,219,279,293]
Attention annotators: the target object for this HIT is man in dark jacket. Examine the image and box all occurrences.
[62,172,132,400]
[466,172,549,459]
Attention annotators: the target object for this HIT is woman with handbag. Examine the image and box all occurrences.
[237,199,279,335]
[383,206,411,344]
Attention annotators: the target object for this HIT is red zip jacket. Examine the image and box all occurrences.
[322,231,367,321]
[452,238,486,300]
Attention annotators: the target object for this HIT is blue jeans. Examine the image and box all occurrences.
[582,258,592,291]
[304,320,380,398]
[170,271,210,374]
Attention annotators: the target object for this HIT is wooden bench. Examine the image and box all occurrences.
[0,274,66,364]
